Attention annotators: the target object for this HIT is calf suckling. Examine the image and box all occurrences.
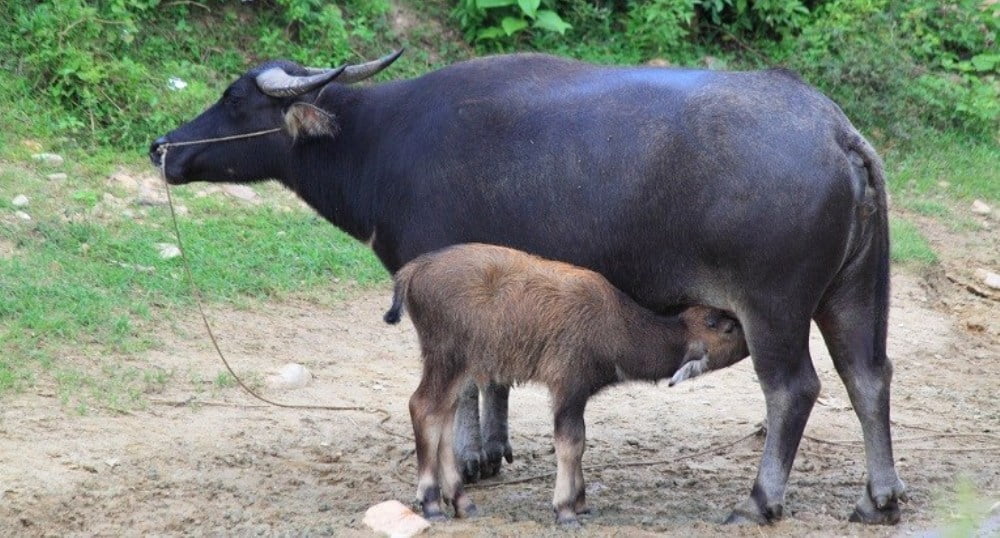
[384,243,749,524]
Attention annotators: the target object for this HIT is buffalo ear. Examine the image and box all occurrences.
[284,102,339,139]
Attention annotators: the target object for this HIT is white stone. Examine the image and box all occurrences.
[266,363,313,390]
[15,211,31,220]
[47,173,67,181]
[32,153,63,166]
[11,195,28,207]
[223,184,258,202]
[975,268,1000,290]
[156,243,181,260]
[971,199,991,215]
[363,500,431,537]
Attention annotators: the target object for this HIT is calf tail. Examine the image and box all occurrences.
[383,264,415,324]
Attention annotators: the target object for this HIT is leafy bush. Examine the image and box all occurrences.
[452,0,572,45]
[784,0,998,139]
[1,0,392,151]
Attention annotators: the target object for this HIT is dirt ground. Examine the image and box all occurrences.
[2,269,999,535]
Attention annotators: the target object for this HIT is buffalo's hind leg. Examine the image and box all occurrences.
[480,382,513,478]
[551,390,588,526]
[816,291,906,524]
[454,381,513,483]
[726,315,819,525]
[410,366,453,521]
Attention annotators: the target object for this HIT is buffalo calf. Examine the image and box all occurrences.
[385,243,748,524]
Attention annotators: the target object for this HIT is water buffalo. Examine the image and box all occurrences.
[151,51,906,525]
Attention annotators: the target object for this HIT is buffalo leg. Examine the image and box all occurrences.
[726,316,819,525]
[816,294,906,524]
[551,391,587,525]
[454,381,484,482]
[480,383,513,478]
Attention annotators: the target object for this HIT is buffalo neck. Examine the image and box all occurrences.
[282,84,391,245]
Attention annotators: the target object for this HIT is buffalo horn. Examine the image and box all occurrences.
[256,65,347,98]
[335,49,404,84]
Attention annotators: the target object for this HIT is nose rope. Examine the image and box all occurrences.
[155,135,405,438]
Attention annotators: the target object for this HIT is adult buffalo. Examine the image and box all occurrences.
[151,51,906,525]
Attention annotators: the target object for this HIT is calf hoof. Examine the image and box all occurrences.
[724,497,782,525]
[452,495,479,519]
[480,441,514,479]
[849,479,907,525]
[555,513,582,528]
[422,508,448,523]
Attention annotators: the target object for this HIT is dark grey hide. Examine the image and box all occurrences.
[151,52,905,525]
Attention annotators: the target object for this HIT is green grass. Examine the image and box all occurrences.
[0,145,386,406]
[889,216,938,266]
[887,133,1000,202]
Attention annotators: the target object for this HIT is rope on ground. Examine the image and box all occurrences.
[157,145,408,442]
[467,429,759,490]
[803,434,1000,452]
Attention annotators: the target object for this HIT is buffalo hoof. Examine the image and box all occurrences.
[480,440,514,479]
[460,457,481,484]
[849,479,907,525]
[724,497,782,525]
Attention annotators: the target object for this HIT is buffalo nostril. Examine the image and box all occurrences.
[149,136,168,164]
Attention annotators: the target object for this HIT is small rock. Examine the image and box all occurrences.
[108,171,139,191]
[937,181,950,189]
[22,139,43,152]
[156,243,181,260]
[363,500,431,537]
[105,458,119,468]
[15,211,31,221]
[11,195,28,207]
[266,363,313,390]
[223,184,258,202]
[47,173,67,181]
[646,58,670,67]
[32,153,63,167]
[971,199,991,215]
[975,268,1000,291]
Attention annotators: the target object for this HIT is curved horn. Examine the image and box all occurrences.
[255,66,347,97]
[335,49,404,85]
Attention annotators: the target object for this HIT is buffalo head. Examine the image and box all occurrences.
[150,50,403,185]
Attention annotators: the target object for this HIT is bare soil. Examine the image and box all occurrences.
[2,263,998,537]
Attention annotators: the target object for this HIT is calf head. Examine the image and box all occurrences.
[149,51,403,185]
[671,306,749,386]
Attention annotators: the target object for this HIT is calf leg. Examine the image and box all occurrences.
[551,392,588,525]
[409,377,449,521]
[816,296,906,524]
[438,399,479,518]
[726,316,819,525]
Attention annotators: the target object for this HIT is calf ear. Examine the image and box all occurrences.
[284,102,339,139]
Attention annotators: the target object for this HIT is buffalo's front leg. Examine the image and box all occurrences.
[454,381,484,483]
[479,383,513,478]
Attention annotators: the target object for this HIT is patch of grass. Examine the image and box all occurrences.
[903,198,951,218]
[214,371,236,389]
[889,216,938,266]
[887,134,1000,202]
[932,476,996,538]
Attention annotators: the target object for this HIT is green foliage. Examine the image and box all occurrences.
[1,0,393,151]
[452,0,572,44]
[625,0,698,57]
[785,0,999,140]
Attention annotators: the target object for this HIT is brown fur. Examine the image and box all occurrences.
[386,243,748,523]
